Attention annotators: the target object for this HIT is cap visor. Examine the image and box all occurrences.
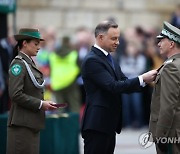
[156,34,164,39]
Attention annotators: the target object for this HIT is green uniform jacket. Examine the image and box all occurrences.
[7,52,45,131]
[149,53,180,140]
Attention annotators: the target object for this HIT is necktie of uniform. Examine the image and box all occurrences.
[107,54,115,70]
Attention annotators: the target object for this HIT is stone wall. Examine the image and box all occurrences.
[8,0,179,37]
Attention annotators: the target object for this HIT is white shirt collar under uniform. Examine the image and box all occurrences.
[94,44,109,56]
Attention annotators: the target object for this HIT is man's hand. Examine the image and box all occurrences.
[142,70,158,84]
[41,101,58,111]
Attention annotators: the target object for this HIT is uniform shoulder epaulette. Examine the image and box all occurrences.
[15,55,23,60]
[164,59,174,64]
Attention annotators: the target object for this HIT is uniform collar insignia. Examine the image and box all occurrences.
[164,59,173,64]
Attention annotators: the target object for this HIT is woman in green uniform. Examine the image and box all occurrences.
[6,28,58,154]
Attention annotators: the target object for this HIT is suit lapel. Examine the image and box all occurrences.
[113,60,121,80]
[91,46,119,79]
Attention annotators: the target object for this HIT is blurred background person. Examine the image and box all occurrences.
[34,28,55,103]
[119,40,146,128]
[74,27,94,104]
[170,4,180,28]
[0,36,15,114]
[73,27,94,117]
[0,57,5,98]
[49,36,81,113]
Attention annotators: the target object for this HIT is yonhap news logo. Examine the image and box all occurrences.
[139,132,153,148]
[139,132,180,149]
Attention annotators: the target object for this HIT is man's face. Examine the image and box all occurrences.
[100,27,120,52]
[157,38,172,56]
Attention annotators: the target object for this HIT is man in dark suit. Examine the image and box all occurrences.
[81,20,157,154]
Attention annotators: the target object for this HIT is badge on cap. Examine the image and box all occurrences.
[11,64,22,76]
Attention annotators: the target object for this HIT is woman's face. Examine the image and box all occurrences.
[22,39,41,56]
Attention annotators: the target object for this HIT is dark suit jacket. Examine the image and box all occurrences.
[7,52,45,131]
[81,46,142,134]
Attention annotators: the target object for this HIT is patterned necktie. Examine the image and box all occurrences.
[107,54,115,70]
